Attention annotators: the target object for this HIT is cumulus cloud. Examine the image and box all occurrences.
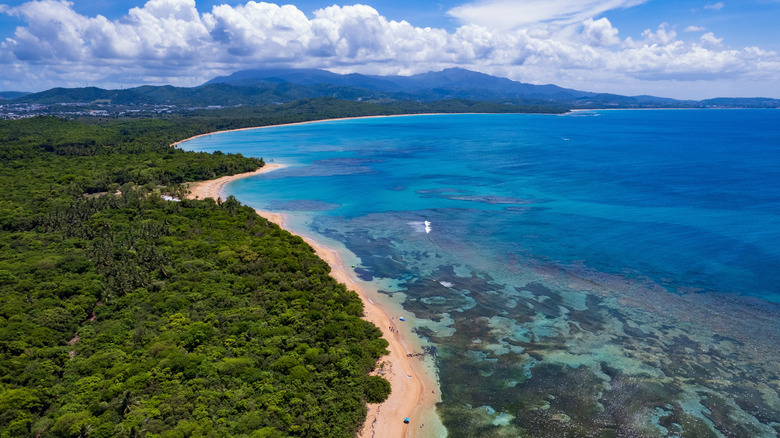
[2,0,90,61]
[0,0,778,99]
[640,23,677,45]
[684,25,706,32]
[581,17,620,46]
[700,32,723,48]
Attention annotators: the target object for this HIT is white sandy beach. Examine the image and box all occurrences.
[185,164,444,438]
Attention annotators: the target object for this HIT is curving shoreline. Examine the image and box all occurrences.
[184,165,444,438]
[169,114,450,148]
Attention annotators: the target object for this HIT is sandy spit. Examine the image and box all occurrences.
[170,114,452,148]
[185,165,444,438]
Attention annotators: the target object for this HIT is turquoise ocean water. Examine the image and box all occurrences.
[181,110,780,437]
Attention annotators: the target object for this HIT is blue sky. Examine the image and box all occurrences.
[1,0,779,98]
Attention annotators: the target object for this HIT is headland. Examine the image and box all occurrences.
[185,163,444,437]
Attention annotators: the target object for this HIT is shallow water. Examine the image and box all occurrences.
[181,110,780,437]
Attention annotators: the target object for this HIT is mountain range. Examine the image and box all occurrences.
[4,68,779,109]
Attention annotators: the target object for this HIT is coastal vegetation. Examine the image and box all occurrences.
[0,103,403,437]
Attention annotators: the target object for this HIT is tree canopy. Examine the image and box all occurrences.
[0,104,394,437]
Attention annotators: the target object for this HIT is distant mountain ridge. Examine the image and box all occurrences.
[5,68,780,109]
[203,67,599,102]
[0,91,31,100]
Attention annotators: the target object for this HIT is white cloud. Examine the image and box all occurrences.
[205,2,312,59]
[639,23,677,46]
[581,17,620,46]
[2,0,89,61]
[700,32,723,48]
[0,0,778,99]
[704,2,725,11]
[684,25,706,32]
[447,0,648,30]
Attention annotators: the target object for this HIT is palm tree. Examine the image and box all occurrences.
[117,391,139,417]
[77,423,92,438]
[126,425,145,438]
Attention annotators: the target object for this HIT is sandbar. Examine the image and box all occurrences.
[185,164,444,438]
[184,163,282,201]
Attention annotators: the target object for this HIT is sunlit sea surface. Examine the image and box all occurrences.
[181,110,780,437]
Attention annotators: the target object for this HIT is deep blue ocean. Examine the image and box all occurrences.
[181,110,780,437]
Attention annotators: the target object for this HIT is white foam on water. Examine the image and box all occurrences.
[407,221,425,233]
[408,220,432,234]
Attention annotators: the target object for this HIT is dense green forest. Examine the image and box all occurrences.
[0,101,405,437]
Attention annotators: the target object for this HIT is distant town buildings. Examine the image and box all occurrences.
[0,101,232,120]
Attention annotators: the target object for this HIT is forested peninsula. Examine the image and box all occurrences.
[0,99,432,437]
